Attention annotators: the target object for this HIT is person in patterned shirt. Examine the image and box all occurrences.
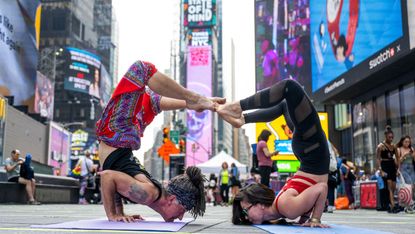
[96,60,224,222]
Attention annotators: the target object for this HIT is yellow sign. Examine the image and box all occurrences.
[256,112,329,161]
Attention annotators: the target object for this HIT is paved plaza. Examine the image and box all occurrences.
[0,204,414,233]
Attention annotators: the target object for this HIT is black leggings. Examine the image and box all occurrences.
[240,79,329,175]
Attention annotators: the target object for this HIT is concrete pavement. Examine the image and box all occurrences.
[0,204,414,233]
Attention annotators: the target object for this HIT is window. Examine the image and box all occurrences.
[388,89,402,138]
[376,95,386,144]
[401,83,415,139]
[72,15,81,37]
[52,16,66,31]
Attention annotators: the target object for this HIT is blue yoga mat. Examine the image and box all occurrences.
[254,224,393,234]
[31,217,193,232]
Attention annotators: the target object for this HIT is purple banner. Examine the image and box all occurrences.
[186,46,212,166]
[48,122,71,176]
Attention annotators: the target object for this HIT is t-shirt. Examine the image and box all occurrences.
[79,157,94,177]
[257,140,273,167]
[5,157,23,180]
[220,170,229,185]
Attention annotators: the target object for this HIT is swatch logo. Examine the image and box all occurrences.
[369,46,399,70]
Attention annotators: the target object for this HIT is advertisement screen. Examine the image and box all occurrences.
[48,122,71,176]
[64,47,101,97]
[0,1,40,108]
[256,112,328,163]
[184,0,216,28]
[99,65,112,107]
[34,72,54,120]
[186,45,212,166]
[187,28,212,46]
[310,0,408,98]
[255,0,311,92]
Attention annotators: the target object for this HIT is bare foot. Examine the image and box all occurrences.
[217,103,245,128]
[216,101,242,118]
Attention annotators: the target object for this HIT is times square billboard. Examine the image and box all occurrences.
[255,0,411,101]
[310,0,411,101]
[184,0,216,28]
[186,45,212,166]
[63,47,101,98]
[63,47,112,105]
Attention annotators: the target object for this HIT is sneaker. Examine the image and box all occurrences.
[327,206,334,213]
[404,207,414,214]
[79,198,88,205]
[28,200,41,205]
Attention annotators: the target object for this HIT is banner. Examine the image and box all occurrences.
[310,0,409,100]
[255,0,311,92]
[0,0,40,108]
[48,122,71,176]
[186,45,212,166]
[64,47,102,98]
[187,28,212,46]
[34,72,54,120]
[184,0,216,28]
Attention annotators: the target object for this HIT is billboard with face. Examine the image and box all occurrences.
[184,0,217,28]
[34,72,54,120]
[255,0,311,93]
[310,0,409,100]
[186,45,212,166]
[64,47,102,98]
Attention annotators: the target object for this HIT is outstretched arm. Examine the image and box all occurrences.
[101,170,156,222]
[148,72,225,112]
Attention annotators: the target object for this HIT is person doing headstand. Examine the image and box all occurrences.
[217,79,329,228]
[96,60,225,222]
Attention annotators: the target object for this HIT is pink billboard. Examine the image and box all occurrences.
[186,45,212,166]
[48,122,71,176]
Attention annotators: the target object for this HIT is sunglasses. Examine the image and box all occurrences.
[242,204,254,217]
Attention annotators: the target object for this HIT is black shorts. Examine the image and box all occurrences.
[381,160,397,182]
[8,176,19,183]
[103,148,162,201]
[230,177,241,188]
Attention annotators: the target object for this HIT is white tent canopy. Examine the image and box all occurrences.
[196,151,248,175]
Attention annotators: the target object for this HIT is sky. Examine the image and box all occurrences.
[113,0,256,161]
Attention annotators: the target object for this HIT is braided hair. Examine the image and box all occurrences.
[166,166,206,218]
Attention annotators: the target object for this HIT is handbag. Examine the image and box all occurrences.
[335,196,349,210]
[397,172,413,206]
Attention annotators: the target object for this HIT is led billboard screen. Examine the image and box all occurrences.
[255,0,311,92]
[64,47,102,98]
[310,0,410,100]
[186,45,212,166]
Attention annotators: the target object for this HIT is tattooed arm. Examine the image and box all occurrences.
[100,170,158,222]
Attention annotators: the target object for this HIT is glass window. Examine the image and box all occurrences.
[376,95,386,144]
[388,89,402,139]
[52,16,66,31]
[401,83,415,139]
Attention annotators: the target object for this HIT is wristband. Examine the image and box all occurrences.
[309,217,321,224]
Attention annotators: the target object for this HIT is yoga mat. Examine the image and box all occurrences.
[31,217,193,232]
[254,224,393,234]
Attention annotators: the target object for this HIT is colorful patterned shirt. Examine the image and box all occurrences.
[96,61,161,150]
